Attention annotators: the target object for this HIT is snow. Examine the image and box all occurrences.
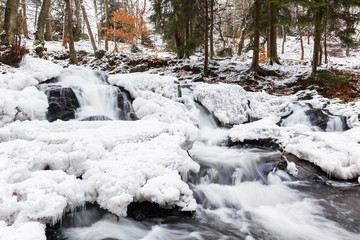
[194,83,294,125]
[0,87,48,127]
[228,114,360,180]
[0,56,62,90]
[0,120,199,233]
[109,73,199,126]
[283,129,360,180]
[0,221,46,240]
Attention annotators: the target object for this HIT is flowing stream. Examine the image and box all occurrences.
[46,81,360,240]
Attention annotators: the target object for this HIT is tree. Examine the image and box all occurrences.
[81,0,97,52]
[267,0,280,64]
[34,0,51,46]
[250,0,261,73]
[104,0,110,51]
[65,0,77,64]
[2,0,20,46]
[21,0,29,39]
[150,0,202,58]
[204,0,209,76]
[101,7,148,50]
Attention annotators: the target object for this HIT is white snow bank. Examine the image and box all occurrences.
[109,73,199,125]
[229,117,359,180]
[0,56,62,90]
[0,87,48,127]
[283,128,360,180]
[109,73,179,99]
[229,117,282,142]
[193,83,293,125]
[0,221,45,240]
[0,120,199,228]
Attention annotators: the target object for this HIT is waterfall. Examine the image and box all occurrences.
[38,68,137,121]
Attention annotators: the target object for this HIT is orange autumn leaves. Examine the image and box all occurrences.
[102,8,149,48]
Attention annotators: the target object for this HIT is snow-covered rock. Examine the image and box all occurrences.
[0,87,48,127]
[110,73,199,126]
[194,83,293,125]
[0,56,62,90]
[0,120,199,229]
[283,128,360,180]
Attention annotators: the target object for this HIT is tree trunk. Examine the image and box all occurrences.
[204,0,209,77]
[35,0,51,46]
[45,11,53,41]
[251,0,261,73]
[34,1,39,29]
[210,0,214,59]
[104,0,110,51]
[312,5,323,74]
[299,25,304,60]
[63,12,68,48]
[74,0,81,39]
[2,0,20,45]
[237,27,246,56]
[65,0,77,64]
[269,2,280,65]
[21,0,29,39]
[81,1,97,52]
[92,0,101,47]
[281,26,286,54]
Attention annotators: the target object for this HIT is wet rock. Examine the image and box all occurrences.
[45,87,80,122]
[81,115,112,121]
[227,138,281,151]
[304,108,330,131]
[127,202,193,221]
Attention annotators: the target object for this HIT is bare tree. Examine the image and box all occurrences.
[65,0,77,64]
[2,0,20,45]
[81,0,97,52]
[21,0,29,39]
[34,0,51,46]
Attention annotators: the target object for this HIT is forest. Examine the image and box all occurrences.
[0,1,360,240]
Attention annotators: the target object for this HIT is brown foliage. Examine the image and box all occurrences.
[0,36,27,67]
[102,7,149,51]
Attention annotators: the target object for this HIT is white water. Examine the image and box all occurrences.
[281,104,344,132]
[47,68,135,120]
[54,103,359,240]
[188,105,358,240]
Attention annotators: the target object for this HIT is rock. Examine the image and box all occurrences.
[304,108,330,131]
[95,50,106,59]
[81,115,112,121]
[45,87,80,122]
[127,202,192,221]
[216,48,233,57]
[129,63,149,73]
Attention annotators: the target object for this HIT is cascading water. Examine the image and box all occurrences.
[281,103,345,132]
[38,68,137,121]
[47,102,360,240]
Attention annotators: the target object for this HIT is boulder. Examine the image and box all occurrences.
[45,87,80,122]
[304,108,330,131]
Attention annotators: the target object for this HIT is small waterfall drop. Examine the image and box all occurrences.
[38,68,137,121]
